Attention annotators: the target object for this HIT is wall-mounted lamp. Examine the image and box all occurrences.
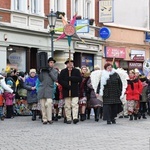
[4,34,7,41]
[7,46,13,51]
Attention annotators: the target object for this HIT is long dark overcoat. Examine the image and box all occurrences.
[58,68,82,98]
[102,72,122,105]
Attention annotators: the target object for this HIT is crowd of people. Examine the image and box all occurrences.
[0,57,150,125]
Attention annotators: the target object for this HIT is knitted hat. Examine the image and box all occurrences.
[29,69,36,74]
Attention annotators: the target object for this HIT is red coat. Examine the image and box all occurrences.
[126,78,143,101]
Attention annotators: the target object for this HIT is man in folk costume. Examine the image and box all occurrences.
[38,57,58,124]
[99,63,123,124]
[58,58,82,124]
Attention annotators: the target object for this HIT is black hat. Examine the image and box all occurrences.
[19,71,25,77]
[64,58,74,64]
[48,57,56,63]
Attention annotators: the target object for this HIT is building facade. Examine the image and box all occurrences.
[0,0,104,72]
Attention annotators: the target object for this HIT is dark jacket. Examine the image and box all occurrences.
[103,72,122,104]
[58,68,82,98]
[37,67,58,100]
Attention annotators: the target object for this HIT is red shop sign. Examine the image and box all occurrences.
[105,47,126,58]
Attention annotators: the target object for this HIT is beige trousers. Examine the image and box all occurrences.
[64,97,79,121]
[40,98,52,122]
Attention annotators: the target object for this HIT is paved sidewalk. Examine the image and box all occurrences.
[0,116,150,150]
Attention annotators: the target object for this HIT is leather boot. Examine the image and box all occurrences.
[129,115,133,121]
[32,110,36,121]
[142,113,147,119]
[54,114,58,121]
[134,114,137,120]
[94,107,100,122]
[80,114,83,121]
[87,108,91,119]
[100,107,103,119]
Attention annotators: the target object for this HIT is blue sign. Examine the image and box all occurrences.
[75,19,89,33]
[99,27,111,39]
[145,32,150,42]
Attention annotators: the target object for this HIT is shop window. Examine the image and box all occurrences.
[7,47,26,72]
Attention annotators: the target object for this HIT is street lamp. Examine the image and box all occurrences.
[47,10,57,58]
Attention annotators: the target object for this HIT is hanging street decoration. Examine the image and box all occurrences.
[54,13,87,48]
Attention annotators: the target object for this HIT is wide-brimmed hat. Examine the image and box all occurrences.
[64,58,74,64]
[47,57,56,63]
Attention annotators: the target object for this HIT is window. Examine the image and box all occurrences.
[30,0,44,15]
[75,0,78,13]
[54,0,61,11]
[86,1,91,18]
[13,0,27,12]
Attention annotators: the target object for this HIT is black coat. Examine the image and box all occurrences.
[103,72,122,104]
[58,68,82,98]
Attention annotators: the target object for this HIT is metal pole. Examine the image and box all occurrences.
[51,32,54,57]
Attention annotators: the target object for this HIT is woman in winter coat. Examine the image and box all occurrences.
[126,70,143,120]
[86,68,102,122]
[79,66,90,121]
[24,69,38,121]
[99,63,123,124]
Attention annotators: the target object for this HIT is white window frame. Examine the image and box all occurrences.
[85,1,91,19]
[75,0,78,14]
[12,0,27,12]
[30,0,44,15]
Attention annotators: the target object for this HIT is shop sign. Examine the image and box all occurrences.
[75,19,89,33]
[82,55,94,71]
[99,0,114,23]
[130,50,145,61]
[8,53,21,64]
[99,27,111,39]
[145,32,150,42]
[105,47,126,58]
[128,62,143,69]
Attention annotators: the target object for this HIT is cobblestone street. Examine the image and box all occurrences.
[0,115,150,150]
